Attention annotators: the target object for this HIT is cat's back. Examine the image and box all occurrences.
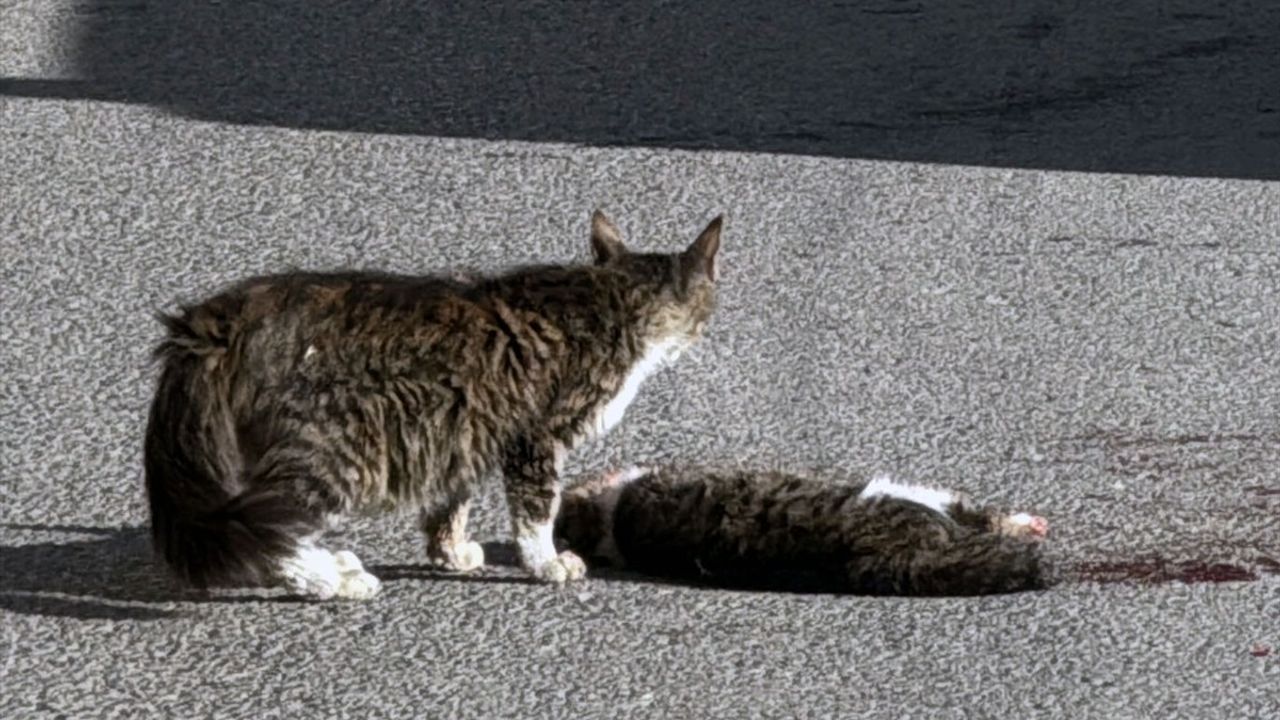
[181,271,471,327]
[155,271,477,362]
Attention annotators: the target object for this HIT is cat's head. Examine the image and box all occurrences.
[554,478,610,558]
[589,210,723,360]
[555,466,652,563]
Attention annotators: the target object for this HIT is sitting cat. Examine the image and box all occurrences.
[144,211,723,599]
[555,466,1050,596]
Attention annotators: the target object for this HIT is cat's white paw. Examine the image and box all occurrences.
[336,568,383,600]
[429,540,486,572]
[333,550,366,573]
[531,550,588,583]
[331,549,382,599]
[278,546,343,600]
[1006,512,1049,539]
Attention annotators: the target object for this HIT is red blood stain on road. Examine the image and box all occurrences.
[1075,559,1261,584]
[1255,557,1280,574]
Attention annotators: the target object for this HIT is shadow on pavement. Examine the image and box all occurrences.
[1,1,1277,178]
[0,527,549,621]
[0,525,186,620]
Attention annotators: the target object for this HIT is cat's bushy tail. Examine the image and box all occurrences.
[145,313,315,589]
[849,533,1049,596]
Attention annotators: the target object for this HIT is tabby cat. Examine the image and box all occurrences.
[144,211,723,599]
[555,466,1050,595]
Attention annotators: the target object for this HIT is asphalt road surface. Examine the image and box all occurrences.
[2,2,1278,718]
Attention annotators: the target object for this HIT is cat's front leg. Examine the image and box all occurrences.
[502,435,587,583]
[421,495,485,572]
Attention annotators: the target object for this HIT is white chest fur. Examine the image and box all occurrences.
[591,339,679,438]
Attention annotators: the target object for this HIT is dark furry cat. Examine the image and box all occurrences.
[144,211,723,599]
[556,466,1050,596]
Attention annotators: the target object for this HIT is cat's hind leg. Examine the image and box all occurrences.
[246,442,383,600]
[332,549,383,599]
[847,531,1048,596]
[421,495,485,572]
[276,543,382,600]
[997,512,1049,539]
[936,490,1050,541]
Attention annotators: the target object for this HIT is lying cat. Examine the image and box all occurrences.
[556,466,1050,595]
[144,211,723,599]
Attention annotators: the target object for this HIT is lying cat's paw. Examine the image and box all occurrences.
[532,550,587,583]
[428,540,486,573]
[1001,512,1049,540]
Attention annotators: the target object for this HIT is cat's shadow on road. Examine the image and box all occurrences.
[0,525,853,621]
[0,525,186,620]
[0,526,554,621]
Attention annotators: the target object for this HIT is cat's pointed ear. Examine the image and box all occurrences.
[682,215,723,283]
[590,210,627,265]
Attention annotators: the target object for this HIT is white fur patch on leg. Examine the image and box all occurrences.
[337,568,382,600]
[429,540,486,572]
[858,475,956,515]
[517,520,559,570]
[279,546,381,600]
[334,549,382,599]
[278,545,342,600]
[517,520,586,583]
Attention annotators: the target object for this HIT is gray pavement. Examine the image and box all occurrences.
[2,2,1278,718]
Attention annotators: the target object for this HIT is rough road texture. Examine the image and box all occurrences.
[2,2,1278,718]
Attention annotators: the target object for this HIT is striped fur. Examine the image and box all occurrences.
[557,467,1050,596]
[143,212,722,593]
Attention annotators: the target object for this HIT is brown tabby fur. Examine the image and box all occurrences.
[556,467,1050,596]
[144,211,722,597]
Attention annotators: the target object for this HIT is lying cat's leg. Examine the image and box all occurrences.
[997,512,1049,539]
[847,531,1048,596]
[937,491,1049,541]
[503,435,586,583]
[421,495,485,572]
[950,503,1049,539]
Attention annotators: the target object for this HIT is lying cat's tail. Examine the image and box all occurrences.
[145,321,315,589]
[849,534,1049,596]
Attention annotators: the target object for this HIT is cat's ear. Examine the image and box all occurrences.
[682,215,723,283]
[590,210,627,265]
